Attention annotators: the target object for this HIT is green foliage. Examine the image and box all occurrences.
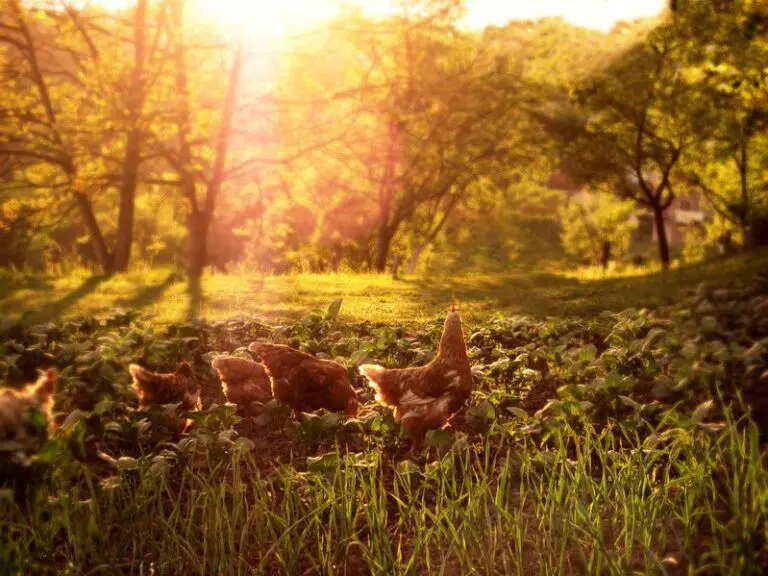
[1,275,767,573]
[559,192,638,265]
[1,0,764,273]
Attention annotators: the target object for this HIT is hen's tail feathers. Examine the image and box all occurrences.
[129,364,158,393]
[358,364,386,398]
[33,368,57,404]
[129,364,146,382]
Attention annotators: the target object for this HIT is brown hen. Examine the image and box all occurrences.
[247,343,358,418]
[359,306,473,453]
[211,355,272,412]
[128,361,201,433]
[0,368,57,451]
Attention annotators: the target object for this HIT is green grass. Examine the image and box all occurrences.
[2,271,766,574]
[5,414,765,575]
[1,249,767,325]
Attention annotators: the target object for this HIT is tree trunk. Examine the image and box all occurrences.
[737,136,751,247]
[114,0,147,272]
[652,204,670,270]
[189,39,242,278]
[407,244,425,274]
[600,240,611,270]
[10,0,112,274]
[184,39,243,279]
[375,225,394,273]
[405,195,462,274]
[188,210,208,279]
[115,135,140,271]
[74,191,113,273]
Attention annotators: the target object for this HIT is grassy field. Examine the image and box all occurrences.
[2,273,767,574]
[1,253,767,574]
[1,249,767,325]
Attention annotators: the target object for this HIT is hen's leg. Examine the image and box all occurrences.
[402,418,426,458]
[411,432,425,454]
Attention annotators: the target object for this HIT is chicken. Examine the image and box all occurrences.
[0,369,57,509]
[211,355,272,412]
[247,342,358,418]
[0,368,57,452]
[128,361,201,433]
[359,306,473,453]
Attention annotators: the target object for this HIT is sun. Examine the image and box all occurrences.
[192,0,345,41]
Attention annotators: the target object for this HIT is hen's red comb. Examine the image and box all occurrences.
[451,302,456,313]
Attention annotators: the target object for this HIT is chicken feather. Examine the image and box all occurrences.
[248,342,358,418]
[211,355,272,412]
[0,368,57,450]
[359,307,473,453]
[129,361,200,433]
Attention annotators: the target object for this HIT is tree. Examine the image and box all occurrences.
[0,0,170,273]
[161,0,244,278]
[554,25,696,268]
[275,0,528,272]
[672,0,768,245]
[0,0,113,272]
[114,0,148,271]
[559,192,638,267]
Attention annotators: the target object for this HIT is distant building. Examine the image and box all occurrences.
[635,191,711,246]
[546,170,712,247]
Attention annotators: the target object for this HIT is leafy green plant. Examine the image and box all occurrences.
[0,283,766,574]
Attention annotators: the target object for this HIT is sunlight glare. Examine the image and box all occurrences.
[192,0,345,41]
[88,1,667,41]
[463,0,667,32]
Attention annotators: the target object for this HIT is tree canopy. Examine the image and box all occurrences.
[1,0,766,274]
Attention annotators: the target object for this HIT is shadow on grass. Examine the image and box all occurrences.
[407,249,768,319]
[0,275,54,301]
[114,272,178,311]
[28,275,107,323]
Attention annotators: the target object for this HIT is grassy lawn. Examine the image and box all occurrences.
[1,248,767,325]
[2,270,766,574]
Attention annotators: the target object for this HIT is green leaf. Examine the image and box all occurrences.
[318,412,342,431]
[506,407,529,419]
[24,406,49,432]
[234,437,256,451]
[61,409,88,431]
[349,349,370,365]
[425,429,454,449]
[464,400,495,429]
[579,344,598,362]
[396,459,421,475]
[691,400,714,423]
[326,298,343,321]
[697,421,727,434]
[743,342,764,365]
[307,452,340,473]
[700,316,718,333]
[618,395,642,411]
[36,440,59,463]
[117,456,139,471]
[651,377,673,400]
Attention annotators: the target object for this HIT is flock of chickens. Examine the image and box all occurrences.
[1,306,473,456]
